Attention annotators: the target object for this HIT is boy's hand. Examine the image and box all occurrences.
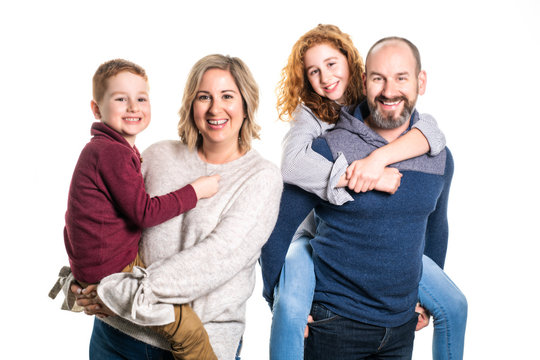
[374,168,402,194]
[191,174,220,200]
[345,155,386,193]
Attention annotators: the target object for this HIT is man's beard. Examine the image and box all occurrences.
[367,95,414,129]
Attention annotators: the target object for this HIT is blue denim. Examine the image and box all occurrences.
[305,302,417,359]
[419,256,467,360]
[90,318,174,360]
[270,240,467,360]
[270,236,315,360]
[89,318,243,360]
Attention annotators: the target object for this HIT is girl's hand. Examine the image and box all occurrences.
[345,155,386,193]
[70,283,115,318]
[336,174,349,188]
[374,168,402,194]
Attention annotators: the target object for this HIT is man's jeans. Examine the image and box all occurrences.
[270,236,467,360]
[304,303,417,360]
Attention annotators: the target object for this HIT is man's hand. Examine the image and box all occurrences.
[415,303,430,331]
[304,315,314,338]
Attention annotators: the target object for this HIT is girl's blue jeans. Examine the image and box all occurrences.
[270,236,467,360]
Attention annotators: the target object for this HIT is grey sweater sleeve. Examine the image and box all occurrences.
[413,113,446,156]
[281,105,353,205]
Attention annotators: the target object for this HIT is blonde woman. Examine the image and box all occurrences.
[75,55,282,360]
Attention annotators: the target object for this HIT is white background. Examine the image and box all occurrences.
[1,0,539,358]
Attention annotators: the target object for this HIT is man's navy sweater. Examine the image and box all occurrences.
[260,102,453,327]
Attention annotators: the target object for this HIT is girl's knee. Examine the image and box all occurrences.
[432,288,468,326]
[448,288,468,321]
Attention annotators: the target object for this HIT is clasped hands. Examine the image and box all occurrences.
[337,155,402,195]
[70,283,115,318]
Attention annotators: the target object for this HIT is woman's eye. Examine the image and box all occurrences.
[309,69,319,76]
[198,95,210,101]
[138,98,147,102]
[223,94,233,100]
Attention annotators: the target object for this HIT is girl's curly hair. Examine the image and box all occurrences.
[276,24,365,124]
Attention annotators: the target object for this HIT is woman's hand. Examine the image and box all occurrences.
[70,283,115,318]
[345,154,387,193]
[374,168,402,194]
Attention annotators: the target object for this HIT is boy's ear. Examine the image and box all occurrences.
[90,100,102,119]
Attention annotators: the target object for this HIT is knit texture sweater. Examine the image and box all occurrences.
[64,123,197,284]
[98,140,283,360]
[261,104,447,304]
[261,103,453,327]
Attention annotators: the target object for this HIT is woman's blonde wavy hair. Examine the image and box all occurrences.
[178,54,260,153]
[277,24,365,124]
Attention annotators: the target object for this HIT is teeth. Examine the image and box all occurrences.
[325,82,337,90]
[208,119,227,125]
[124,117,140,122]
[382,101,400,106]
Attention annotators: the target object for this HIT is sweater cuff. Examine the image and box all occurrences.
[412,114,446,156]
[98,267,175,326]
[327,152,354,205]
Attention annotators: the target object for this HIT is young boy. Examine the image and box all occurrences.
[64,59,218,360]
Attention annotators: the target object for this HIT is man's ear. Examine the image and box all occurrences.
[90,100,101,119]
[417,70,427,95]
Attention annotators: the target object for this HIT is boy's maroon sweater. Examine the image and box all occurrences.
[64,122,197,283]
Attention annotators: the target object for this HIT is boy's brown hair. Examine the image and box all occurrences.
[92,59,147,103]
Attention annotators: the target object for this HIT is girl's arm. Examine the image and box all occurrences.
[413,113,446,156]
[360,113,445,166]
[344,113,446,192]
[281,105,352,205]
